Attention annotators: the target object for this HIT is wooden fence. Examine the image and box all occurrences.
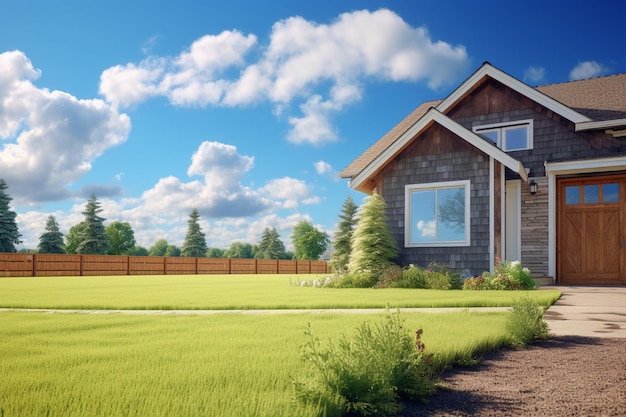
[0,253,330,277]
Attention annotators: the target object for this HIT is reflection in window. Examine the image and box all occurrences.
[603,183,619,203]
[583,185,599,204]
[565,186,580,205]
[474,120,532,151]
[406,181,470,246]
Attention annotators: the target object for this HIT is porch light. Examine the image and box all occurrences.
[529,180,538,195]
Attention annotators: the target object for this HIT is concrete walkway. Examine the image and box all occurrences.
[543,285,626,339]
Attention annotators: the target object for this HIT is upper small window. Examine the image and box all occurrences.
[473,120,533,151]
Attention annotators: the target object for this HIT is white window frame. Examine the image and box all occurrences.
[405,180,471,247]
[473,119,533,151]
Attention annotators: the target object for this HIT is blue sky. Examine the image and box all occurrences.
[1,0,624,251]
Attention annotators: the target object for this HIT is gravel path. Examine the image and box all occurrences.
[401,336,626,416]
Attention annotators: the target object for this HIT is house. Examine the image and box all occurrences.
[340,62,626,285]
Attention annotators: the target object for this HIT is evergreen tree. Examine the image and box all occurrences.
[181,208,207,257]
[329,196,358,273]
[255,227,287,259]
[292,221,329,260]
[106,221,136,255]
[348,192,398,273]
[65,223,85,254]
[0,179,22,252]
[37,215,65,254]
[76,194,110,255]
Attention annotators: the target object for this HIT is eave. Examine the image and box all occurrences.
[349,108,528,193]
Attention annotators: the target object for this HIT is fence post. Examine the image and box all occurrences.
[228,258,231,274]
[32,254,37,277]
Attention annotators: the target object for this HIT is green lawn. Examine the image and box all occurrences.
[1,310,511,417]
[0,274,561,416]
[0,274,561,310]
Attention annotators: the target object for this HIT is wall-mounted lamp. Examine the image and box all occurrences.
[529,180,538,195]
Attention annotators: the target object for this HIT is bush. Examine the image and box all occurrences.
[326,271,378,288]
[507,297,550,347]
[292,312,436,417]
[463,261,536,290]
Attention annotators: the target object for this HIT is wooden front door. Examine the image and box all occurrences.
[557,174,626,284]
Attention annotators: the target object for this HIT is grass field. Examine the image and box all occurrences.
[0,274,561,310]
[1,310,511,417]
[0,274,561,416]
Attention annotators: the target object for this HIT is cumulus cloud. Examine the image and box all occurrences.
[523,66,546,84]
[314,160,340,181]
[569,61,608,80]
[417,219,436,237]
[0,50,131,205]
[99,8,469,145]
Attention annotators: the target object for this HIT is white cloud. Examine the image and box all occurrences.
[259,177,313,209]
[569,61,607,80]
[314,160,340,181]
[523,66,546,84]
[417,219,436,237]
[98,9,469,145]
[0,50,131,205]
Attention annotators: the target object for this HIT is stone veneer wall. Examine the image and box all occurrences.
[520,176,549,277]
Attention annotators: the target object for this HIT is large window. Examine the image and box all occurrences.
[473,119,533,151]
[405,180,470,247]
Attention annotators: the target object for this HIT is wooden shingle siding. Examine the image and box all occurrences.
[380,125,491,276]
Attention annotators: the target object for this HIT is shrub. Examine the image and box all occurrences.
[327,271,378,288]
[463,261,536,290]
[292,312,436,417]
[507,296,550,347]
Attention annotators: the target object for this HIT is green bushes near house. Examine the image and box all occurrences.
[462,261,536,290]
[326,260,537,291]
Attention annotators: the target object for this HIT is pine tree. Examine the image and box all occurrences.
[38,215,65,254]
[0,179,22,253]
[255,227,287,259]
[348,192,398,273]
[181,208,207,257]
[329,196,358,273]
[77,194,110,255]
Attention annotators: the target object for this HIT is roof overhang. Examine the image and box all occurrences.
[349,108,528,192]
[575,118,626,137]
[436,63,592,124]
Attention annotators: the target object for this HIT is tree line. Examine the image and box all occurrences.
[0,179,331,261]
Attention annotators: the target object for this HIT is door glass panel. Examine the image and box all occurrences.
[602,183,619,203]
[565,186,580,205]
[583,185,599,204]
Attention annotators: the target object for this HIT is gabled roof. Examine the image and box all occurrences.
[349,108,528,193]
[341,62,626,184]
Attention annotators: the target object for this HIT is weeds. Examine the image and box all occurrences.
[507,296,550,347]
[293,311,436,417]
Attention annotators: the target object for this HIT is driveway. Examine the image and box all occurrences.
[543,285,626,339]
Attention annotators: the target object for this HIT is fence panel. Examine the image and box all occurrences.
[129,256,165,275]
[278,260,297,274]
[165,257,197,275]
[0,253,33,277]
[82,255,128,276]
[296,260,311,274]
[198,258,231,274]
[35,254,81,276]
[256,259,278,274]
[230,258,257,274]
[310,260,329,274]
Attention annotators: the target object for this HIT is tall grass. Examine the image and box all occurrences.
[1,311,510,417]
[0,275,560,310]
